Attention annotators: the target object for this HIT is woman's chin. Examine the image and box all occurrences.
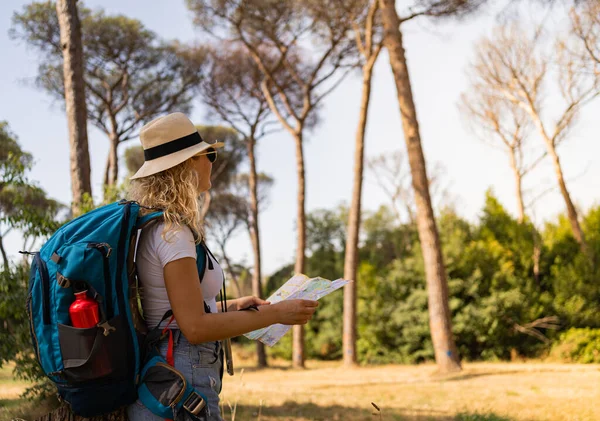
[199,182,212,193]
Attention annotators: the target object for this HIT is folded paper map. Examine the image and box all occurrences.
[243,274,350,346]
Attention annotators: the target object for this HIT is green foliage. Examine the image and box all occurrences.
[550,328,600,363]
[357,258,434,364]
[0,124,64,398]
[268,327,293,360]
[1,264,55,400]
[11,2,209,188]
[267,192,600,364]
[124,146,145,177]
[0,122,64,255]
[11,2,207,141]
[0,264,29,366]
[0,122,33,184]
[544,208,600,328]
[447,194,553,360]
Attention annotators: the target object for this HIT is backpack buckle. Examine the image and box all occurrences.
[98,321,116,336]
[57,272,71,289]
[183,391,206,416]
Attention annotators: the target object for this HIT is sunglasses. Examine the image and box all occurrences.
[195,147,217,163]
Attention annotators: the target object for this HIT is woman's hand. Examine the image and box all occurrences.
[273,299,319,325]
[229,296,270,312]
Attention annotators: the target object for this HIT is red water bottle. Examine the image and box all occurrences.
[68,290,112,378]
[69,291,100,328]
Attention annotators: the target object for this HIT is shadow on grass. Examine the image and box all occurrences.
[439,364,589,383]
[223,401,519,421]
[439,371,526,382]
[234,365,295,374]
[455,413,514,421]
[0,399,517,421]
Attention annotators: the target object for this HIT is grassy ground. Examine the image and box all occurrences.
[220,351,600,421]
[0,363,55,421]
[1,356,599,421]
[0,363,29,401]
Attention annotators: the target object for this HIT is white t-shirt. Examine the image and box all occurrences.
[136,222,224,329]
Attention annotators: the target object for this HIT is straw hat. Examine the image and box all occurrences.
[130,112,224,180]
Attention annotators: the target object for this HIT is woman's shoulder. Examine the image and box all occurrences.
[143,222,196,252]
[147,222,197,267]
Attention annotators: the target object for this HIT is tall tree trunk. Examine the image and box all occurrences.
[379,0,461,373]
[548,145,587,255]
[508,149,525,223]
[107,132,119,187]
[343,56,377,367]
[292,130,307,369]
[0,232,8,271]
[218,242,244,299]
[56,0,92,215]
[247,137,268,368]
[103,155,110,188]
[529,114,588,256]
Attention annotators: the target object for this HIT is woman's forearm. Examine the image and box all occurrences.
[163,259,314,344]
[225,298,239,312]
[183,304,280,344]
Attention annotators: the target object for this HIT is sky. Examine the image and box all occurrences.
[1,1,599,276]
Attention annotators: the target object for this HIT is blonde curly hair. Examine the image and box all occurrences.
[128,158,204,243]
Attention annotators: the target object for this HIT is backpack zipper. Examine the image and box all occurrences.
[33,253,51,325]
[25,293,41,362]
[88,243,113,318]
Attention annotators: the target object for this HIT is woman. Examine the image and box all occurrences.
[126,112,318,421]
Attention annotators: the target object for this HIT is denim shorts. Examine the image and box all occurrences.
[127,330,224,421]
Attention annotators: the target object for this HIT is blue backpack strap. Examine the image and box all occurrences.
[136,211,163,229]
[196,242,207,281]
[195,243,214,315]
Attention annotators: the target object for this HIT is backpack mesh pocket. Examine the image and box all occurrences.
[57,315,128,383]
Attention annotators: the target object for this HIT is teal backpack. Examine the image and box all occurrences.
[25,200,214,418]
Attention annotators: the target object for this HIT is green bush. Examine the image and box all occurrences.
[551,328,600,363]
[0,264,55,399]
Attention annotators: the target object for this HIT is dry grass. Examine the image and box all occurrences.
[0,363,57,421]
[1,355,599,421]
[0,363,29,399]
[220,350,600,421]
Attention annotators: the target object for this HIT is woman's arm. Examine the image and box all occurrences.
[226,296,269,312]
[164,257,318,344]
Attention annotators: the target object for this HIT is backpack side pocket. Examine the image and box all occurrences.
[57,315,128,383]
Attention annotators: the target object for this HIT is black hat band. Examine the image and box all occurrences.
[143,132,204,161]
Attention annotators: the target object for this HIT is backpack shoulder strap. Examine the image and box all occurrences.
[196,240,220,283]
[196,242,215,315]
[129,210,163,273]
[136,211,164,230]
[196,242,207,282]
